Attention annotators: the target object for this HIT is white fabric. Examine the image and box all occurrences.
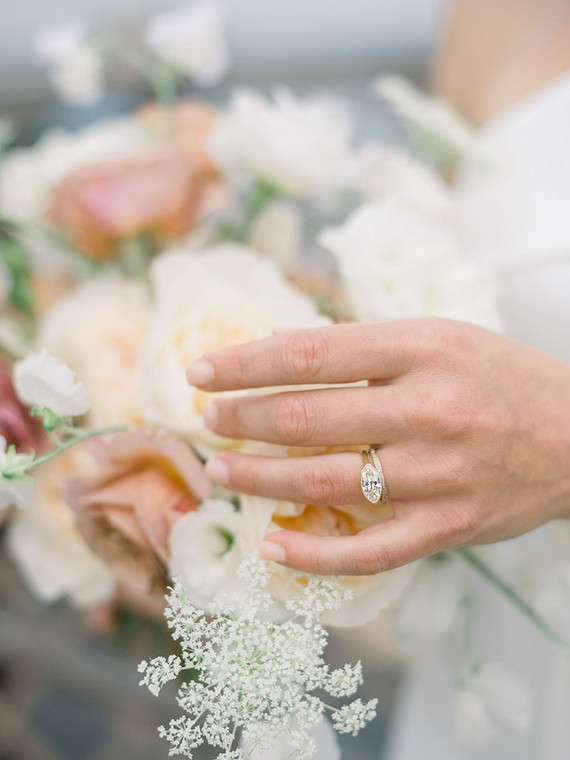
[386,72,570,759]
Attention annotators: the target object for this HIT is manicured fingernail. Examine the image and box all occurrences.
[186,359,215,386]
[259,540,286,564]
[205,457,229,486]
[203,402,218,429]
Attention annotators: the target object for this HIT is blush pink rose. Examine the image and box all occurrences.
[46,149,210,260]
[66,430,211,608]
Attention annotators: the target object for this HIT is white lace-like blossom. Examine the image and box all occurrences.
[0,436,34,511]
[14,349,90,417]
[319,199,502,330]
[208,89,356,198]
[33,23,104,105]
[373,75,491,165]
[144,0,230,85]
[454,662,532,743]
[138,554,377,759]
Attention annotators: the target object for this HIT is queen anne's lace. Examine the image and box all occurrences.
[138,553,377,758]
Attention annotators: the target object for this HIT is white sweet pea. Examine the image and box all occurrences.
[208,88,356,198]
[14,349,90,417]
[319,199,502,330]
[144,0,230,85]
[0,437,34,511]
[391,553,469,648]
[34,23,104,105]
[169,499,244,610]
[373,75,490,165]
[454,662,532,743]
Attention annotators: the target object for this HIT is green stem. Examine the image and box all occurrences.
[457,547,570,650]
[29,425,127,470]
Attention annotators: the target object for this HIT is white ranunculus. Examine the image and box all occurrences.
[5,448,115,607]
[208,88,356,198]
[142,244,328,451]
[37,274,150,427]
[319,199,502,330]
[247,199,303,273]
[144,0,229,85]
[34,23,104,105]
[355,141,453,219]
[14,349,90,417]
[373,75,491,165]
[391,553,468,648]
[454,663,531,743]
[169,499,244,609]
[0,436,34,511]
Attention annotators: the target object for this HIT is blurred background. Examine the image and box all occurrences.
[0,2,447,759]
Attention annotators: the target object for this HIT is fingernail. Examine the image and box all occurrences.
[203,402,218,429]
[259,540,286,564]
[205,457,229,486]
[186,359,215,386]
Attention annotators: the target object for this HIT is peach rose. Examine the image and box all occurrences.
[46,148,211,259]
[66,430,211,608]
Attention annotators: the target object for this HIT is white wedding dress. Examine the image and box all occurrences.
[385,73,570,759]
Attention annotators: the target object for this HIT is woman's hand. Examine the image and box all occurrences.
[186,319,570,576]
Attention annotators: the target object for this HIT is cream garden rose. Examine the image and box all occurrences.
[141,244,328,452]
[37,274,150,427]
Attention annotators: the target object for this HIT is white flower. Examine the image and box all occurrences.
[373,75,491,165]
[0,436,34,511]
[169,499,244,609]
[14,349,89,417]
[391,553,469,648]
[34,23,104,105]
[355,141,453,219]
[142,244,327,451]
[5,447,116,607]
[454,662,531,743]
[238,491,414,627]
[240,718,341,760]
[208,88,356,198]
[247,199,303,273]
[37,275,150,426]
[141,557,376,759]
[319,199,502,330]
[144,0,230,85]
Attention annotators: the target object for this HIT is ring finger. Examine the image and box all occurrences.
[205,448,446,507]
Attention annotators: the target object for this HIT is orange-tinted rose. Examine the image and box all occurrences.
[66,430,211,605]
[47,148,209,259]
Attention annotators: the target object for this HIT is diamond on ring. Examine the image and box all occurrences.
[360,447,388,505]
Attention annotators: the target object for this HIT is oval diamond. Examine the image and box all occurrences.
[361,462,382,504]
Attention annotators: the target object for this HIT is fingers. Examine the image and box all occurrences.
[203,386,410,447]
[258,504,451,575]
[186,321,426,392]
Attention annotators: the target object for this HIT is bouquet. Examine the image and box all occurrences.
[1,3,568,756]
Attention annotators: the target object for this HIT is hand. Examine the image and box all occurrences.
[186,319,570,576]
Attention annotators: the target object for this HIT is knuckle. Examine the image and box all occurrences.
[444,501,478,544]
[354,543,393,575]
[302,465,340,505]
[283,330,328,380]
[409,386,474,438]
[275,394,313,445]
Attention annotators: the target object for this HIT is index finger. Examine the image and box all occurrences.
[186,321,422,391]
